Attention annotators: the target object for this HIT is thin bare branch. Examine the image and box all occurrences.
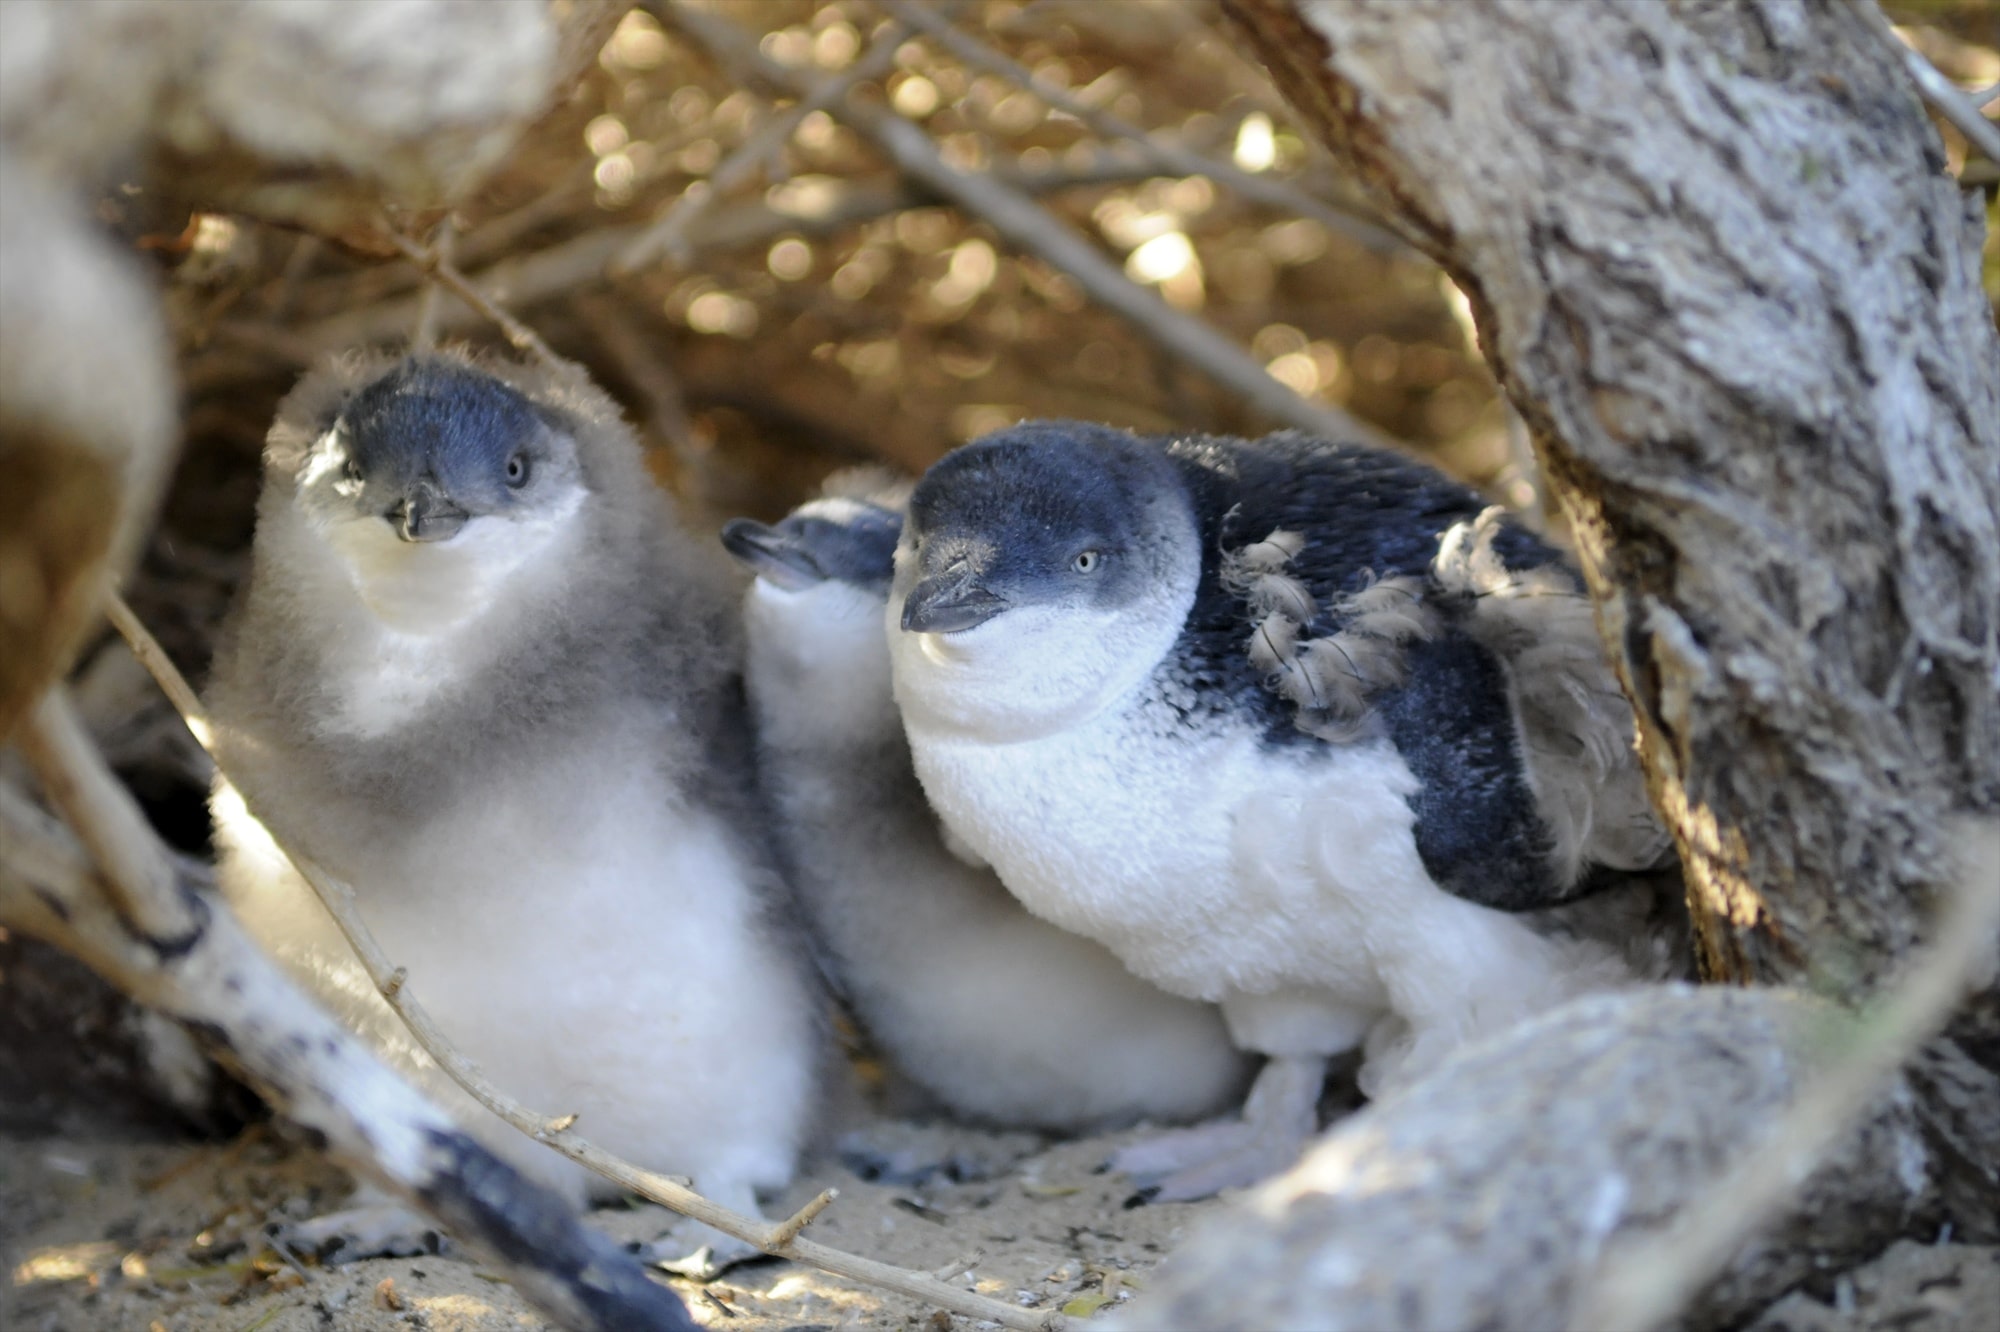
[227,158,1182,366]
[766,1188,839,1249]
[102,595,206,730]
[17,691,198,947]
[878,0,1402,252]
[930,1250,985,1284]
[264,233,322,321]
[102,594,1065,1332]
[571,292,701,464]
[0,721,693,1332]
[613,18,912,274]
[311,124,715,302]
[411,218,455,350]
[1846,0,2000,162]
[384,230,563,363]
[658,0,1398,451]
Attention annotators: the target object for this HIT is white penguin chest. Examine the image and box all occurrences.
[912,708,1237,925]
[905,699,1425,1001]
[231,721,802,1071]
[266,499,587,740]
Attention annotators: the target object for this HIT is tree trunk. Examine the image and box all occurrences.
[1226,0,2000,1215]
[1226,0,1999,987]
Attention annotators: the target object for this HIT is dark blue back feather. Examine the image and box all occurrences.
[1157,430,1572,908]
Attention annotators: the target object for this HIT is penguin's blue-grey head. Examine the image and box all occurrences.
[728,479,912,746]
[277,353,596,633]
[899,421,1188,634]
[297,355,581,542]
[890,422,1201,737]
[720,497,903,595]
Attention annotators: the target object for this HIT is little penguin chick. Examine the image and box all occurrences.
[722,474,1253,1135]
[206,349,823,1265]
[888,420,1675,1201]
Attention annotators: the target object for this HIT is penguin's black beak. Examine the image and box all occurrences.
[391,483,468,543]
[901,561,1007,634]
[721,519,826,591]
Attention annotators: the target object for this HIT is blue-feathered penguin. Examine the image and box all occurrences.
[887,420,1676,1200]
[205,349,823,1258]
[722,473,1252,1134]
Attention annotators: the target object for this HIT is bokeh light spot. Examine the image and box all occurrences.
[768,238,814,281]
[1234,113,1276,172]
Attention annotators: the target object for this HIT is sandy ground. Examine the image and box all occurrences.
[7,1118,1998,1332]
[2,1118,1225,1332]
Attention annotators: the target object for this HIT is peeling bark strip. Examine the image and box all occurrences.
[1222,0,2000,993]
[0,787,693,1332]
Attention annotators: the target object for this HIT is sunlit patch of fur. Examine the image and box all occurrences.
[1333,575,1438,645]
[1247,611,1301,677]
[1230,527,1443,740]
[1223,530,1318,625]
[1231,529,1307,572]
[1431,507,1671,883]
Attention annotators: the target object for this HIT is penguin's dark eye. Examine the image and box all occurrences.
[343,458,363,485]
[1071,550,1101,574]
[505,453,530,488]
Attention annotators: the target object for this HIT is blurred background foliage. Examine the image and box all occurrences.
[152,2,1508,544]
[106,0,1996,855]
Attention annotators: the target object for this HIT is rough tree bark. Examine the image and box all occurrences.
[1098,4,2000,1326]
[1228,0,2000,1193]
[1228,0,2000,985]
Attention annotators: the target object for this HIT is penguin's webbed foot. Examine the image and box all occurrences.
[276,1188,447,1263]
[640,1180,771,1280]
[643,1228,762,1281]
[1110,1054,1324,1202]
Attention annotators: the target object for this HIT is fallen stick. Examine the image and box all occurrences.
[1,695,695,1332]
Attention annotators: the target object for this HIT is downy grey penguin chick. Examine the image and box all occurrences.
[722,475,1252,1134]
[206,349,822,1254]
[889,420,1672,1200]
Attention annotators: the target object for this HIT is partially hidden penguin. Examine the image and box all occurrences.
[723,472,1252,1136]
